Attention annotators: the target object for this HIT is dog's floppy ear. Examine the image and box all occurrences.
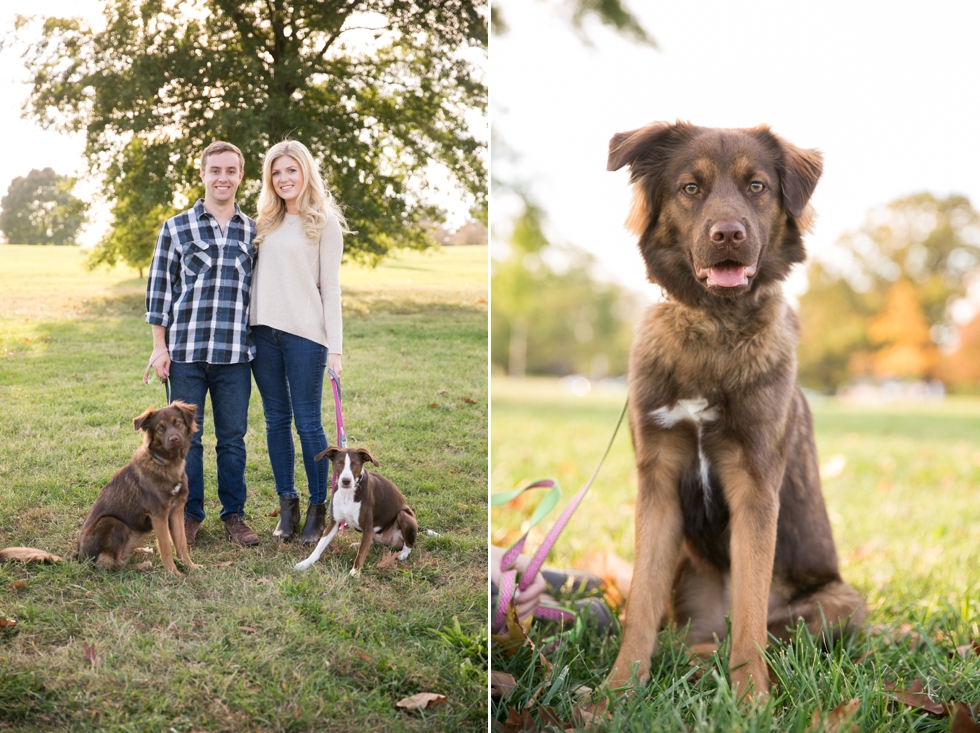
[315,446,340,463]
[751,127,822,222]
[608,120,696,236]
[356,448,380,467]
[133,408,155,432]
[171,400,198,434]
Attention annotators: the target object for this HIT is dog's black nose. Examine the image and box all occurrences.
[710,220,746,246]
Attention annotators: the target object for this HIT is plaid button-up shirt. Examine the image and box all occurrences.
[145,200,256,364]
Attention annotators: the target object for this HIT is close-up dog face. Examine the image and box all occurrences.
[315,447,379,489]
[608,121,822,308]
[133,401,197,460]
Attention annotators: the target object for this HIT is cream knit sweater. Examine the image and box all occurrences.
[249,212,343,354]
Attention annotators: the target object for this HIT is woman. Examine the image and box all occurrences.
[250,140,347,544]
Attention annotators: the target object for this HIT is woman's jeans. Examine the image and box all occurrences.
[250,326,329,505]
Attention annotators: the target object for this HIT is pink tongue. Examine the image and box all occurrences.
[707,264,747,287]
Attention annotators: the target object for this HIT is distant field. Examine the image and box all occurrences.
[491,376,980,731]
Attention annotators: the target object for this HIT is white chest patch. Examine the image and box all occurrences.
[649,397,717,506]
[649,398,719,428]
[172,484,181,496]
[331,487,361,530]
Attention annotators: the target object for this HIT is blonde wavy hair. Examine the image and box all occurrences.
[254,140,348,248]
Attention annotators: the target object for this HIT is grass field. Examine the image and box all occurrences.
[0,244,488,732]
[491,377,980,731]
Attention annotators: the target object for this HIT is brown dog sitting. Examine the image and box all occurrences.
[295,447,418,575]
[75,401,200,575]
[604,122,865,698]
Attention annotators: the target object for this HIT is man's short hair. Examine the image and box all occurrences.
[200,141,245,174]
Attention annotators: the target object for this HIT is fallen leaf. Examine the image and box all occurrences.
[495,707,536,732]
[396,692,447,712]
[883,678,946,715]
[9,581,27,589]
[807,699,860,733]
[238,626,258,633]
[492,603,532,656]
[572,699,610,729]
[951,703,980,732]
[428,402,438,408]
[377,550,399,569]
[576,547,634,604]
[953,640,980,659]
[460,396,476,404]
[490,671,516,701]
[0,617,17,628]
[436,389,448,395]
[82,642,97,664]
[269,508,281,517]
[476,297,486,303]
[256,578,273,585]
[355,650,369,661]
[135,561,153,570]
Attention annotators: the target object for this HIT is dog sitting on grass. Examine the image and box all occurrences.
[0,402,201,576]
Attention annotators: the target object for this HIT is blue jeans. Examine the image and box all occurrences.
[168,360,252,522]
[250,326,329,505]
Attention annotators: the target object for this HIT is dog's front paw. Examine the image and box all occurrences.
[396,547,411,561]
[349,567,360,577]
[295,561,312,571]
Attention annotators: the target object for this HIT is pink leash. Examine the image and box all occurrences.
[327,368,347,528]
[492,399,628,632]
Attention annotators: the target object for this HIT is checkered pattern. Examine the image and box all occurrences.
[145,200,257,364]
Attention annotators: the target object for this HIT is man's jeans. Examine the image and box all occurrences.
[168,360,251,522]
[250,325,329,505]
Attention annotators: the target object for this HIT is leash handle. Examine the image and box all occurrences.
[328,368,347,449]
[143,348,169,385]
[492,398,628,632]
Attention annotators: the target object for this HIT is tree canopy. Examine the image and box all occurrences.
[18,0,487,270]
[0,168,87,245]
[797,192,980,390]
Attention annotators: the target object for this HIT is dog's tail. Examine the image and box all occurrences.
[0,547,64,563]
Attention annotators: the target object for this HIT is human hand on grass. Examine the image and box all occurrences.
[491,544,546,621]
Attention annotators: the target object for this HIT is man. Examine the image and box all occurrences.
[145,141,259,547]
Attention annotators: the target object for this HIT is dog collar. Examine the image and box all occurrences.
[149,452,168,465]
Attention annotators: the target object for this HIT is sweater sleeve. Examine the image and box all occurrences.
[318,215,344,354]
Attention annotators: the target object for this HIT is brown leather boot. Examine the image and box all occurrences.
[299,502,327,545]
[273,496,300,541]
[184,516,203,547]
[224,515,259,546]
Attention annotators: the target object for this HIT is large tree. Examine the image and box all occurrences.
[18,0,486,270]
[0,167,87,245]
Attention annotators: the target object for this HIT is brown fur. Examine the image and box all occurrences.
[605,122,864,698]
[1,403,200,575]
[316,447,418,572]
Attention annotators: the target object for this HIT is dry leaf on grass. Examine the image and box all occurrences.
[256,578,273,585]
[953,640,980,659]
[81,642,97,664]
[807,699,860,733]
[238,626,257,633]
[436,389,448,394]
[376,550,399,569]
[882,678,946,715]
[354,650,370,661]
[576,547,634,604]
[9,581,27,589]
[460,396,476,404]
[495,707,537,732]
[952,703,980,732]
[0,617,18,628]
[135,561,153,570]
[395,692,447,712]
[268,508,281,517]
[490,671,516,701]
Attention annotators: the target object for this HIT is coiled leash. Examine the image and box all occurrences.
[143,347,172,404]
[491,398,628,633]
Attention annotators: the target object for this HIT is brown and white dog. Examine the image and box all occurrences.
[294,447,418,575]
[604,121,864,698]
[1,402,199,576]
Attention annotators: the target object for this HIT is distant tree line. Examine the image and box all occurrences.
[0,168,87,245]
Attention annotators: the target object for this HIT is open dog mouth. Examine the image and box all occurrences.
[694,259,759,289]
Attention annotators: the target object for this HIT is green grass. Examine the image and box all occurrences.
[491,377,980,731]
[0,244,488,732]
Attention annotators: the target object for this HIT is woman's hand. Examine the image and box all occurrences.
[327,353,342,376]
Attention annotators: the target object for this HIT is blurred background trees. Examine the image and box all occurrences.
[0,168,87,245]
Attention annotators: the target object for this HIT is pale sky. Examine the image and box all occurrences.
[491,0,980,301]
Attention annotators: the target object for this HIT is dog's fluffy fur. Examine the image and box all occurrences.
[605,122,864,697]
[2,402,200,575]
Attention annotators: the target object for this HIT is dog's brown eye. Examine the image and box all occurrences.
[750,181,765,193]
[683,183,699,195]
